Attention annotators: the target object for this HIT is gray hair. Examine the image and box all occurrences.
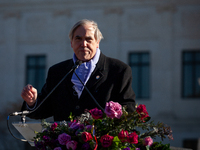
[69,19,103,42]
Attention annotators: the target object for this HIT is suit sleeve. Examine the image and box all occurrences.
[114,65,136,112]
[21,68,54,120]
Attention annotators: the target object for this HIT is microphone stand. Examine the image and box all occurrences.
[73,71,105,112]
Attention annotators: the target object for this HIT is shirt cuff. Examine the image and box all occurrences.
[26,100,37,110]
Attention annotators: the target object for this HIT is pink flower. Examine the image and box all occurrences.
[66,140,78,150]
[58,133,71,145]
[54,147,62,150]
[143,136,153,146]
[51,122,58,131]
[100,134,114,148]
[68,120,80,130]
[127,132,138,144]
[105,101,122,119]
[118,130,129,143]
[89,108,103,119]
[136,148,140,150]
[136,104,149,121]
[81,132,93,142]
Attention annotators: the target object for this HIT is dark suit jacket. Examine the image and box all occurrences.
[22,53,135,121]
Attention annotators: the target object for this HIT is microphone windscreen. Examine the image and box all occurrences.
[76,60,83,66]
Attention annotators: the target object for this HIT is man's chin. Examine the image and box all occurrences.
[76,53,93,62]
[78,57,91,62]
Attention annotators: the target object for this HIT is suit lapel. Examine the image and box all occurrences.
[85,68,104,89]
[80,53,106,99]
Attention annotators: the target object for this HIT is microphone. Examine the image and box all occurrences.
[9,110,30,116]
[73,60,83,69]
[9,60,83,117]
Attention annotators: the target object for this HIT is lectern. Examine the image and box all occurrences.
[12,122,42,146]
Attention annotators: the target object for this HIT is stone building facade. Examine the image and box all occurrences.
[0,0,200,149]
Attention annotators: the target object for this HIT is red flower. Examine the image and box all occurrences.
[100,135,114,148]
[118,130,128,143]
[136,104,149,120]
[127,132,138,144]
[51,122,58,131]
[81,132,93,142]
[89,108,103,119]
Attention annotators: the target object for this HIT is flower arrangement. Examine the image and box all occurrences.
[34,101,173,150]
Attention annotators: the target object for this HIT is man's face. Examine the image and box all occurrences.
[71,23,100,62]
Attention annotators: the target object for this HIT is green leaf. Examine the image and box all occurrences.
[146,145,150,150]
[144,117,151,122]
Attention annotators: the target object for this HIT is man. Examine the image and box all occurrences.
[21,19,135,121]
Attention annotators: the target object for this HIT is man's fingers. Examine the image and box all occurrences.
[27,84,32,90]
[21,84,37,106]
[22,89,30,97]
[21,86,34,99]
[28,90,34,98]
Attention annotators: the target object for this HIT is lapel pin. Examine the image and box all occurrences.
[96,75,100,79]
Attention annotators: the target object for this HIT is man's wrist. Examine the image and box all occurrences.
[26,100,37,110]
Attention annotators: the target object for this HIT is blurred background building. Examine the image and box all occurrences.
[0,0,200,149]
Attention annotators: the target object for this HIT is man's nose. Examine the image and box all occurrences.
[81,40,87,47]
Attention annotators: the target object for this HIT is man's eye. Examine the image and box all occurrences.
[86,38,92,42]
[74,36,82,40]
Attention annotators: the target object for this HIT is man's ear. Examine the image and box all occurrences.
[70,41,73,48]
[96,40,100,48]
